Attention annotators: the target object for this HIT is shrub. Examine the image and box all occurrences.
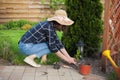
[62,0,103,57]
[0,24,7,30]
[49,0,65,10]
[21,24,32,30]
[3,20,37,30]
[4,20,20,30]
[17,20,37,28]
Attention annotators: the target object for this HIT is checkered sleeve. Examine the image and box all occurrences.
[45,25,64,53]
[55,35,64,49]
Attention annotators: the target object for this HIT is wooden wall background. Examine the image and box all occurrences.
[0,0,52,23]
[0,0,104,24]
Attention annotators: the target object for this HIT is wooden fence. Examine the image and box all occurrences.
[102,0,120,73]
[0,0,53,23]
[0,0,104,24]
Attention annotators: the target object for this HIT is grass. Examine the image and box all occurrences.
[0,30,62,65]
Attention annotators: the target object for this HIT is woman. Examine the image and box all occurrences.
[18,9,76,67]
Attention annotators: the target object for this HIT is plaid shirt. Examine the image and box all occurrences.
[19,21,64,53]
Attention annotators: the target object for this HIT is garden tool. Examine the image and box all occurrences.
[53,60,79,70]
[102,50,120,79]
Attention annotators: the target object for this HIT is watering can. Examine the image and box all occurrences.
[102,50,120,79]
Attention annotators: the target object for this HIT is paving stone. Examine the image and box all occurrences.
[0,65,106,80]
[83,74,106,80]
[9,66,25,80]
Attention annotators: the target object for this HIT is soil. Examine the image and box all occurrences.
[0,58,13,66]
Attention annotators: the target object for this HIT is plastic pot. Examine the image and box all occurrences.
[79,64,91,75]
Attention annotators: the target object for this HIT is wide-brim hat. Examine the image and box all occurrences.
[47,9,74,26]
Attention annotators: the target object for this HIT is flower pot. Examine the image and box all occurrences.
[79,64,91,75]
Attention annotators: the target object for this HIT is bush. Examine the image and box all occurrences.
[17,20,37,28]
[62,0,103,57]
[0,24,7,30]
[4,20,20,30]
[3,20,37,30]
[21,24,32,30]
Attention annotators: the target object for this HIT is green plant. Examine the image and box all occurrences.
[3,20,37,30]
[19,20,37,27]
[107,71,117,80]
[0,24,7,30]
[0,36,13,61]
[41,0,65,10]
[50,0,65,10]
[4,20,17,29]
[62,0,103,57]
[0,30,26,65]
[56,31,63,40]
[46,53,60,64]
[12,53,26,65]
[74,49,81,61]
[21,24,32,30]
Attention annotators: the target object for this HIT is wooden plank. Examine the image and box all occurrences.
[0,0,53,24]
[0,13,28,17]
[0,9,51,14]
[0,0,50,4]
[28,4,50,9]
[0,13,50,17]
[0,18,42,23]
[0,4,50,9]
[102,0,111,72]
[0,10,28,14]
[27,19,43,22]
[0,3,29,9]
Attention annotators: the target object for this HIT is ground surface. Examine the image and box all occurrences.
[0,57,107,79]
[0,65,106,80]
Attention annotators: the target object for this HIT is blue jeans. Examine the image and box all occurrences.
[18,42,51,58]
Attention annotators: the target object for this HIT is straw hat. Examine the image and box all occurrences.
[47,9,74,25]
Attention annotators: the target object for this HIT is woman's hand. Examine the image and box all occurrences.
[55,50,77,64]
[68,57,77,64]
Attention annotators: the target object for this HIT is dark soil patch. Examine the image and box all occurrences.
[0,58,12,66]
